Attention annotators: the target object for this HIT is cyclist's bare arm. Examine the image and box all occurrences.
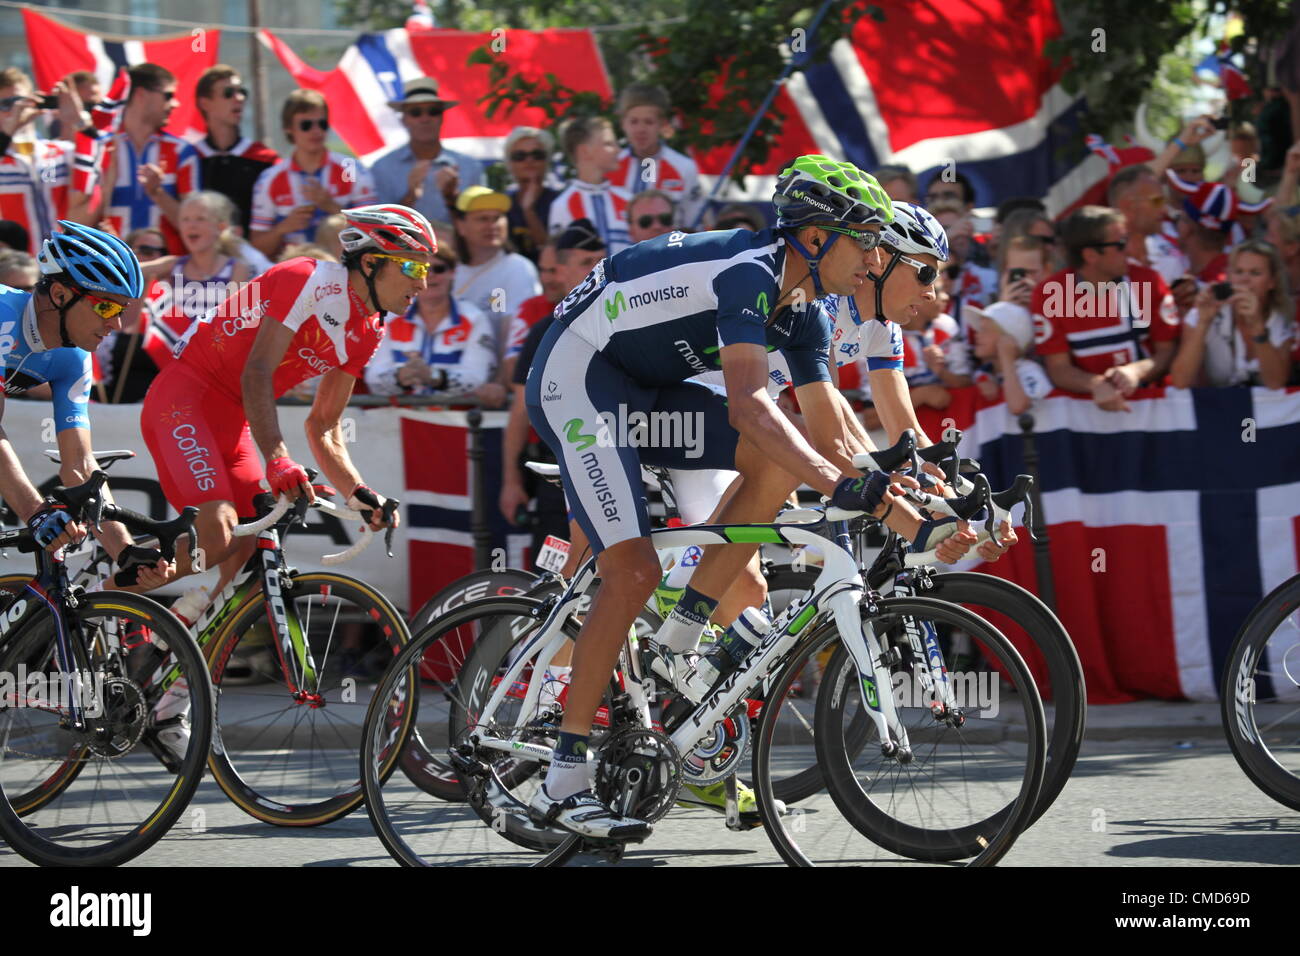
[0,395,47,522]
[720,342,841,497]
[795,380,868,475]
[869,367,933,447]
[304,369,375,509]
[242,317,298,465]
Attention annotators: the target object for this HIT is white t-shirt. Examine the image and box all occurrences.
[1182,304,1294,386]
[452,250,542,349]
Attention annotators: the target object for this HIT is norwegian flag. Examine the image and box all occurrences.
[949,386,1300,703]
[72,69,130,196]
[21,8,219,141]
[1196,45,1253,101]
[399,411,532,613]
[258,27,612,164]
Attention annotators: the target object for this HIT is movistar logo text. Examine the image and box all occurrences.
[563,418,597,450]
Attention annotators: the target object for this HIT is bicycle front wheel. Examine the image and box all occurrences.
[754,595,1046,866]
[1221,573,1300,811]
[0,591,213,866]
[205,571,417,826]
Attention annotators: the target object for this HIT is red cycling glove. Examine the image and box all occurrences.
[266,456,310,498]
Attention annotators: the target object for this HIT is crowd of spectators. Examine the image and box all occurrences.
[1,55,1298,536]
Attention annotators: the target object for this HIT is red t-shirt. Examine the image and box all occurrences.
[1196,252,1229,284]
[1032,265,1179,375]
[172,257,385,404]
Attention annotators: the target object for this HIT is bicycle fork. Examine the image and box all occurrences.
[827,589,915,761]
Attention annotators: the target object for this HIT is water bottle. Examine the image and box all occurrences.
[690,607,772,696]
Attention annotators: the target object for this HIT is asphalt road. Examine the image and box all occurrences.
[1,738,1296,868]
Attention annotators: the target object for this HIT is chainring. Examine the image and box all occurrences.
[594,726,681,823]
[680,704,750,786]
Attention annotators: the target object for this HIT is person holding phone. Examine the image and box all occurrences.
[0,68,75,256]
[1169,239,1294,388]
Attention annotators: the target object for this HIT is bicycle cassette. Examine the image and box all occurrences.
[681,704,750,786]
[594,727,681,823]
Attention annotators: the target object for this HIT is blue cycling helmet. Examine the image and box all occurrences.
[880,202,949,261]
[38,221,145,298]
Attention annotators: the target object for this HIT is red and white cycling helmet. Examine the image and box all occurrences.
[339,204,437,256]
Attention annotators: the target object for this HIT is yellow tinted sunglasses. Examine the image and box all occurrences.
[82,290,126,320]
[372,254,430,279]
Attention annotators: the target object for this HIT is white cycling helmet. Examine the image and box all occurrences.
[879,202,949,261]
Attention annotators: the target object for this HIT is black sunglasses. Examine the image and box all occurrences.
[1087,238,1128,250]
[133,244,167,258]
[221,85,249,99]
[142,87,176,102]
[429,261,453,274]
[636,213,673,229]
[404,106,445,119]
[510,149,547,162]
[297,118,329,132]
[1031,234,1057,245]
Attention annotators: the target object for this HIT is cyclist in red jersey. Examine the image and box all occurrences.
[141,204,438,595]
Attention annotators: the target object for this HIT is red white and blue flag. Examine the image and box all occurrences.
[258,27,613,165]
[21,8,219,141]
[948,387,1300,703]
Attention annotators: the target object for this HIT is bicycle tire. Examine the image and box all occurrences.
[0,591,214,866]
[204,571,417,826]
[1221,573,1300,811]
[362,596,611,864]
[753,595,1046,866]
[761,567,1084,823]
[408,567,540,634]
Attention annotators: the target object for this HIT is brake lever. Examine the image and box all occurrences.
[381,498,400,558]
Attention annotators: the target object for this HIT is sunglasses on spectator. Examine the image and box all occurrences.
[143,87,176,102]
[429,261,453,275]
[81,290,127,320]
[716,218,755,230]
[404,106,444,119]
[927,191,963,202]
[297,118,329,132]
[1087,237,1129,250]
[0,95,28,112]
[820,224,883,252]
[892,251,938,285]
[221,85,249,99]
[636,213,674,229]
[1030,233,1057,245]
[510,149,546,162]
[133,244,167,258]
[371,254,430,279]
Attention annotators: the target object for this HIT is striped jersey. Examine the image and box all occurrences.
[548,179,631,255]
[0,139,73,254]
[607,141,703,226]
[250,152,376,246]
[550,227,831,388]
[89,132,202,255]
[1032,266,1179,374]
[365,298,497,397]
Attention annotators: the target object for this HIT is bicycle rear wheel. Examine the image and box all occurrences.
[753,595,1045,866]
[1221,573,1300,811]
[205,571,417,826]
[0,591,213,866]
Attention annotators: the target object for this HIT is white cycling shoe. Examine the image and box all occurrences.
[528,787,652,840]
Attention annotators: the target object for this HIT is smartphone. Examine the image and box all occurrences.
[39,94,59,110]
[1008,267,1029,284]
[1211,116,1230,130]
[1212,281,1234,301]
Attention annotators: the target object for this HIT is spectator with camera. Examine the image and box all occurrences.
[1169,238,1294,388]
[249,90,375,259]
[1034,205,1180,412]
[503,126,559,264]
[968,235,1053,414]
[370,78,482,228]
[606,84,702,227]
[626,188,676,243]
[550,115,630,254]
[0,68,75,256]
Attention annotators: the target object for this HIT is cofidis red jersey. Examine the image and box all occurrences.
[172,257,384,404]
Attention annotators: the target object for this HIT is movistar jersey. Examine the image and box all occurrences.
[0,285,92,431]
[551,227,831,388]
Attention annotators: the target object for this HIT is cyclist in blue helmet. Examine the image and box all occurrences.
[0,220,171,588]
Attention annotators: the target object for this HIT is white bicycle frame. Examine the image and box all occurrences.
[469,509,920,770]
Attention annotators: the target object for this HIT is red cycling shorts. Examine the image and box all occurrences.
[140,362,265,516]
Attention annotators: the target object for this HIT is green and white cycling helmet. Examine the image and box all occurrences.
[773,155,894,295]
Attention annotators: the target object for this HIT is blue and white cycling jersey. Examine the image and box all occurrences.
[0,285,92,432]
[547,227,832,389]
